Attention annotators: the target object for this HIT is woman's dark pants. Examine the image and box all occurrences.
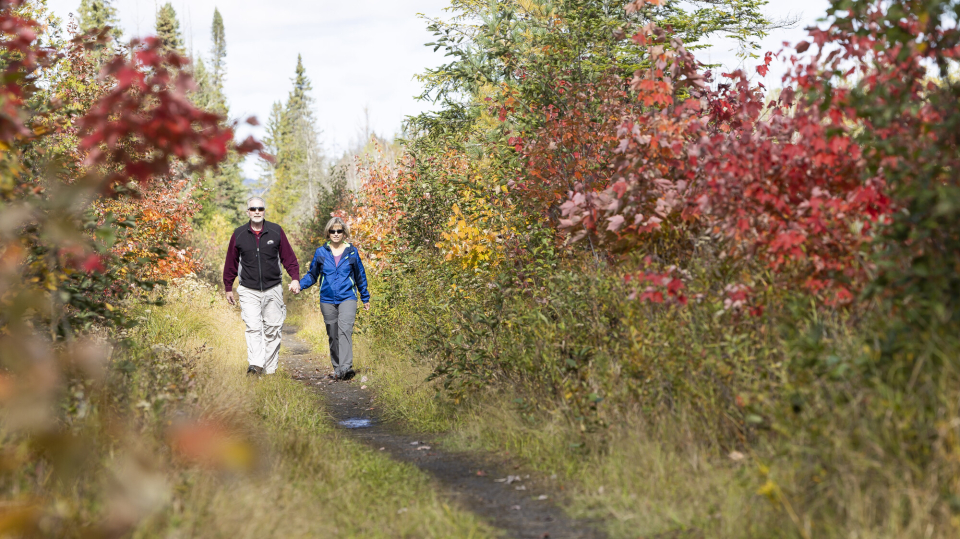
[320,300,357,378]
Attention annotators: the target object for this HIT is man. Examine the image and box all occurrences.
[223,197,300,375]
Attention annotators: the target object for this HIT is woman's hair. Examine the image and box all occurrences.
[323,217,351,240]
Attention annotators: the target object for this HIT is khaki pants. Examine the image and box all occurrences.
[237,284,286,374]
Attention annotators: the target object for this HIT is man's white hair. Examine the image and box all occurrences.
[247,196,265,207]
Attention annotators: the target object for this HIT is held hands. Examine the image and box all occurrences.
[288,281,301,294]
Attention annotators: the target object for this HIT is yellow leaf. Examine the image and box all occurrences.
[756,480,780,502]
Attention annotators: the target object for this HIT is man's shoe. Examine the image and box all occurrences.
[342,369,356,381]
[246,365,264,376]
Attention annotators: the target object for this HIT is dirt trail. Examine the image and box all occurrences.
[279,324,606,539]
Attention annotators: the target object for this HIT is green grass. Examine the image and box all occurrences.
[126,278,496,538]
[287,271,960,539]
[287,297,783,537]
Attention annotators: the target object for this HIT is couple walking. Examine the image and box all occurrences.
[222,197,370,380]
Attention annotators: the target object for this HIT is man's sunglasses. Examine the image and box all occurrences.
[248,207,265,212]
[329,229,345,235]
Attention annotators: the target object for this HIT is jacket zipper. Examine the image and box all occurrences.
[255,229,264,291]
[324,247,359,301]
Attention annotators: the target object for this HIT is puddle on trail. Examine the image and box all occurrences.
[339,418,374,429]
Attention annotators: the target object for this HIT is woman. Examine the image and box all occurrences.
[291,217,370,380]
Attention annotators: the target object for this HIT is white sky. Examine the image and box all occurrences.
[43,0,831,179]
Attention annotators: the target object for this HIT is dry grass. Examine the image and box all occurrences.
[288,299,775,537]
[284,286,960,539]
[129,277,495,538]
[440,402,787,539]
[350,349,958,539]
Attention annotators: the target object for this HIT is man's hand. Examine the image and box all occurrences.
[288,281,301,294]
[225,291,235,306]
[363,302,370,311]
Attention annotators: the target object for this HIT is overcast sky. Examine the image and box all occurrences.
[44,0,831,178]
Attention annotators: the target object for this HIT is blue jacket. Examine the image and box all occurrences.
[299,243,371,304]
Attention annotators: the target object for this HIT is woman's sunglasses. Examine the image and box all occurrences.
[329,229,345,235]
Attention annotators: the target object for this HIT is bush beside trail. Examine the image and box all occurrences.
[344,1,960,537]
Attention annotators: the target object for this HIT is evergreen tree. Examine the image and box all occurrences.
[155,3,184,57]
[262,55,324,227]
[191,58,214,109]
[286,54,313,123]
[191,57,227,116]
[77,0,121,38]
[76,0,121,63]
[210,8,226,92]
[195,152,247,225]
[263,101,286,156]
[298,167,351,260]
[257,100,285,191]
[189,9,247,226]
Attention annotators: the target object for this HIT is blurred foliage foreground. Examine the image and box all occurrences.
[0,1,265,535]
[346,0,960,537]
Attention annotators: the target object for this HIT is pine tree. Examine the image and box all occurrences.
[211,8,226,92]
[77,0,121,38]
[264,55,324,227]
[286,54,313,122]
[258,100,285,189]
[191,56,226,116]
[190,9,247,226]
[298,166,351,259]
[191,58,214,109]
[77,0,121,63]
[155,3,184,57]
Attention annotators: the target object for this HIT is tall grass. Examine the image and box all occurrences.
[129,277,495,538]
[350,257,960,539]
[0,276,495,538]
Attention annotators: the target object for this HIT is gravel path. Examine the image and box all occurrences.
[279,324,606,539]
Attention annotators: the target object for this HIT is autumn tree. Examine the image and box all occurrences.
[399,0,792,263]
[416,0,787,128]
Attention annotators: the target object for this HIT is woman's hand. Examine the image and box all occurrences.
[363,302,370,311]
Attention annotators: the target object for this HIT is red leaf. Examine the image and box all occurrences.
[81,254,105,273]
